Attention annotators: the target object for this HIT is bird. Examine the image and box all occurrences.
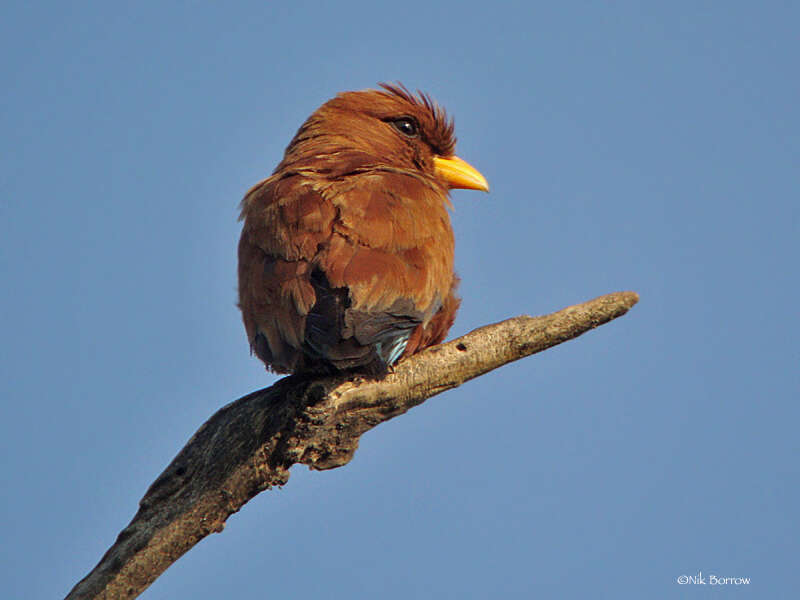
[237,83,488,376]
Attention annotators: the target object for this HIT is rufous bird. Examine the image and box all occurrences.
[238,83,488,376]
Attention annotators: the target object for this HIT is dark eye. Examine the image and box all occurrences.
[390,117,419,138]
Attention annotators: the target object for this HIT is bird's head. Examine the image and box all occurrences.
[276,83,489,193]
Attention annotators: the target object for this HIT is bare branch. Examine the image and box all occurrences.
[66,291,639,600]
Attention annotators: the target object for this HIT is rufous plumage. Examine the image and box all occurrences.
[238,84,488,375]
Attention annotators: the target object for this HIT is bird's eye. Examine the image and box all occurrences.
[390,117,419,138]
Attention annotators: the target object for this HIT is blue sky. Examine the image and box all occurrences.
[2,2,797,598]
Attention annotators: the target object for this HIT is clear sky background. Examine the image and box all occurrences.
[2,2,798,598]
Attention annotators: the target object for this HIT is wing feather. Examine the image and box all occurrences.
[238,170,457,374]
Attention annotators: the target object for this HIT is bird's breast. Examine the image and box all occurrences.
[318,175,455,315]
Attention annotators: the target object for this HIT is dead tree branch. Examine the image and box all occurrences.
[66,291,639,599]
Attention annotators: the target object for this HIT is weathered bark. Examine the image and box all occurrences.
[66,291,639,599]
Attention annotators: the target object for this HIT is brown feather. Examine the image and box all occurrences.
[238,84,479,375]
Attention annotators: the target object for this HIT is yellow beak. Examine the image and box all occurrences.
[433,155,489,192]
